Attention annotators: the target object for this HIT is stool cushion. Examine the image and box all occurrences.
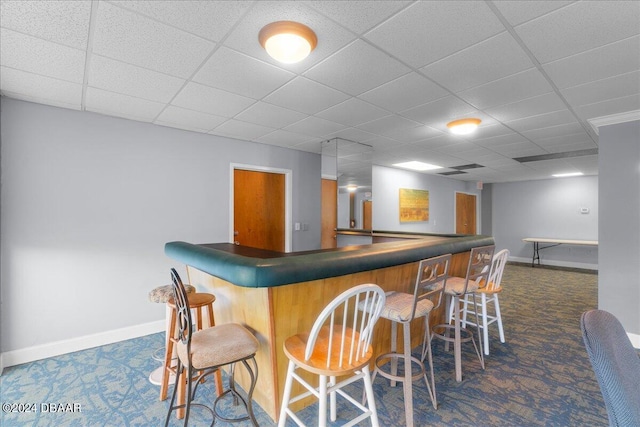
[148,284,195,303]
[445,277,479,296]
[177,323,259,370]
[380,291,434,322]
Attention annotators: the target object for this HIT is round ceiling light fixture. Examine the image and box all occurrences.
[446,118,482,135]
[259,21,317,64]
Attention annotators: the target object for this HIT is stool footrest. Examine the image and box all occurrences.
[432,324,475,344]
[374,352,426,384]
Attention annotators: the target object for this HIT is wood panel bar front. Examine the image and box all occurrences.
[186,251,471,422]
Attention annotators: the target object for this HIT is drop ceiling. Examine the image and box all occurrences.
[1,0,639,183]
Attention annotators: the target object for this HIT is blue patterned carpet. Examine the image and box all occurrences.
[1,264,609,426]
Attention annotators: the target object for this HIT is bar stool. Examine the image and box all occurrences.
[148,283,195,386]
[369,254,450,427]
[159,291,223,406]
[433,245,494,382]
[165,268,260,426]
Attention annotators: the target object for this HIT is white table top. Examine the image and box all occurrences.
[523,237,598,245]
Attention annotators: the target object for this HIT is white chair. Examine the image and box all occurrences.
[455,249,509,355]
[433,245,494,382]
[370,254,451,427]
[278,284,386,427]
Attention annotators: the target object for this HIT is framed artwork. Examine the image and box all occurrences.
[399,188,429,222]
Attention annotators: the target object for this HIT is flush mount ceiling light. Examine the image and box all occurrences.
[346,184,358,192]
[552,172,584,178]
[447,118,481,135]
[393,161,442,171]
[259,21,317,64]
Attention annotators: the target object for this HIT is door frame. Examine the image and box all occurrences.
[230,163,292,252]
[454,191,479,235]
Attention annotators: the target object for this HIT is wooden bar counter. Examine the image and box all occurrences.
[165,233,494,421]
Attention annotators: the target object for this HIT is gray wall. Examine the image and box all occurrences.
[373,165,483,234]
[491,176,599,269]
[598,120,640,335]
[0,98,321,354]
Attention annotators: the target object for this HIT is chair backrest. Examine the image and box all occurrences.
[486,249,509,292]
[410,253,451,320]
[581,309,640,426]
[170,268,193,349]
[456,245,495,296]
[305,284,386,369]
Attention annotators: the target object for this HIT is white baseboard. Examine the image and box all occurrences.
[509,256,598,271]
[0,320,164,374]
[628,332,640,349]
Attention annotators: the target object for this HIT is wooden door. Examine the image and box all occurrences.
[321,179,337,249]
[362,200,372,230]
[455,192,477,235]
[234,169,285,251]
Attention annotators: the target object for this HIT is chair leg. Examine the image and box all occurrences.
[277,361,296,427]
[495,295,505,344]
[319,375,328,427]
[164,358,183,427]
[461,295,470,328]
[453,295,463,382]
[471,294,485,370]
[160,305,177,401]
[482,293,490,356]
[390,321,398,387]
[330,375,337,422]
[402,322,414,427]
[421,317,437,409]
[362,365,380,427]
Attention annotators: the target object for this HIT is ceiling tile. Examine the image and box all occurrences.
[574,93,640,121]
[0,66,82,108]
[358,72,448,112]
[543,35,640,89]
[492,1,575,27]
[356,114,421,135]
[322,127,378,143]
[85,87,165,122]
[421,32,534,93]
[304,1,409,35]
[222,1,356,74]
[400,96,477,127]
[235,101,307,128]
[485,92,568,122]
[262,76,349,115]
[283,116,347,137]
[0,28,85,83]
[193,47,295,100]
[0,0,91,49]
[461,124,515,141]
[561,70,640,107]
[530,131,593,147]
[109,0,251,42]
[211,119,275,141]
[316,98,389,127]
[255,129,313,147]
[520,122,586,140]
[88,55,185,103]
[456,68,553,110]
[171,82,255,117]
[515,1,640,64]
[505,110,578,133]
[155,106,227,133]
[304,39,410,96]
[473,132,530,149]
[365,1,504,68]
[92,2,215,78]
